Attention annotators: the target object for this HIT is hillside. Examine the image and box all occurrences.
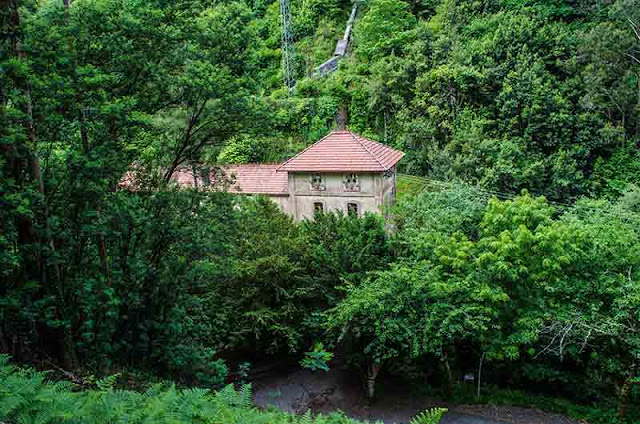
[1,0,639,423]
[265,0,640,201]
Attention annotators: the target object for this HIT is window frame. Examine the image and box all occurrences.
[309,173,326,191]
[343,173,360,192]
[313,201,325,215]
[346,202,359,217]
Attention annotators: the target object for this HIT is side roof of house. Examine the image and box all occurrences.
[172,165,289,195]
[225,164,289,195]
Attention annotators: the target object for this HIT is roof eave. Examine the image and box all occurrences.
[232,192,289,196]
[278,152,405,173]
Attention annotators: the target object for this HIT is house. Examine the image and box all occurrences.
[220,129,405,221]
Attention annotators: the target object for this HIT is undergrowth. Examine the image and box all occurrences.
[426,383,639,424]
[0,355,446,423]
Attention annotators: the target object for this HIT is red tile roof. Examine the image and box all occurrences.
[169,165,288,195]
[278,130,404,172]
[172,169,199,188]
[225,164,289,195]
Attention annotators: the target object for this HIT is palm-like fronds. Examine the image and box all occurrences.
[0,356,445,424]
[410,408,448,424]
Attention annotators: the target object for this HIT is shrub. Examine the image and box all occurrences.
[0,355,445,424]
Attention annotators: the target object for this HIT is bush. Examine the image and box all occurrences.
[0,355,445,424]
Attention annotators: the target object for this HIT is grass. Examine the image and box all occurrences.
[419,383,638,424]
[397,174,430,199]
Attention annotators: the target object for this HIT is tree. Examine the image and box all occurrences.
[329,259,505,398]
[356,0,417,59]
[152,1,259,182]
[330,188,639,405]
[0,0,257,380]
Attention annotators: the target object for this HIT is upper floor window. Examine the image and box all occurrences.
[347,202,359,217]
[343,173,360,192]
[309,173,325,191]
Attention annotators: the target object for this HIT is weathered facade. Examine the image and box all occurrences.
[223,130,404,221]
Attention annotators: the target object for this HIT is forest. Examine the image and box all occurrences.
[1,0,639,422]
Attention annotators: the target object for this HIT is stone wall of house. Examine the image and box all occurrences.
[260,168,398,221]
[381,168,397,214]
[270,195,291,215]
[281,171,395,221]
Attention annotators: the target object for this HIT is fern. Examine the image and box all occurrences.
[300,409,313,424]
[0,356,78,424]
[96,373,120,391]
[0,357,435,424]
[410,408,448,424]
[237,384,252,409]
[215,383,240,406]
[215,383,252,409]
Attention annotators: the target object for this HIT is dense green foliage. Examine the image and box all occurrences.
[330,186,640,418]
[1,0,639,421]
[0,0,380,382]
[344,0,640,201]
[0,355,449,424]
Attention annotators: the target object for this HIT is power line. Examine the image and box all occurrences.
[398,174,640,223]
[401,174,567,205]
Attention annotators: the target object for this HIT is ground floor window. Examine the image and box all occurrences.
[314,202,324,215]
[347,202,359,217]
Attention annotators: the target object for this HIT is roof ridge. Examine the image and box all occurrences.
[350,131,386,170]
[276,130,336,172]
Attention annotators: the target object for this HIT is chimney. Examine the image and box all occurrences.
[335,103,349,130]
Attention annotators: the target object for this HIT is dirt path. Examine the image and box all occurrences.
[252,367,582,424]
[441,413,507,424]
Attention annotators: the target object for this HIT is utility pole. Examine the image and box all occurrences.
[279,0,295,92]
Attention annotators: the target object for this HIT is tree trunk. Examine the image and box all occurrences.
[97,229,112,287]
[443,354,454,397]
[618,376,638,423]
[63,326,78,369]
[31,155,62,284]
[63,0,91,153]
[0,326,9,353]
[10,0,66,365]
[383,111,388,142]
[477,352,485,398]
[366,360,381,399]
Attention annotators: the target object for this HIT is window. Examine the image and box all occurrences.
[314,202,324,215]
[310,173,325,190]
[343,173,360,191]
[347,202,359,217]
